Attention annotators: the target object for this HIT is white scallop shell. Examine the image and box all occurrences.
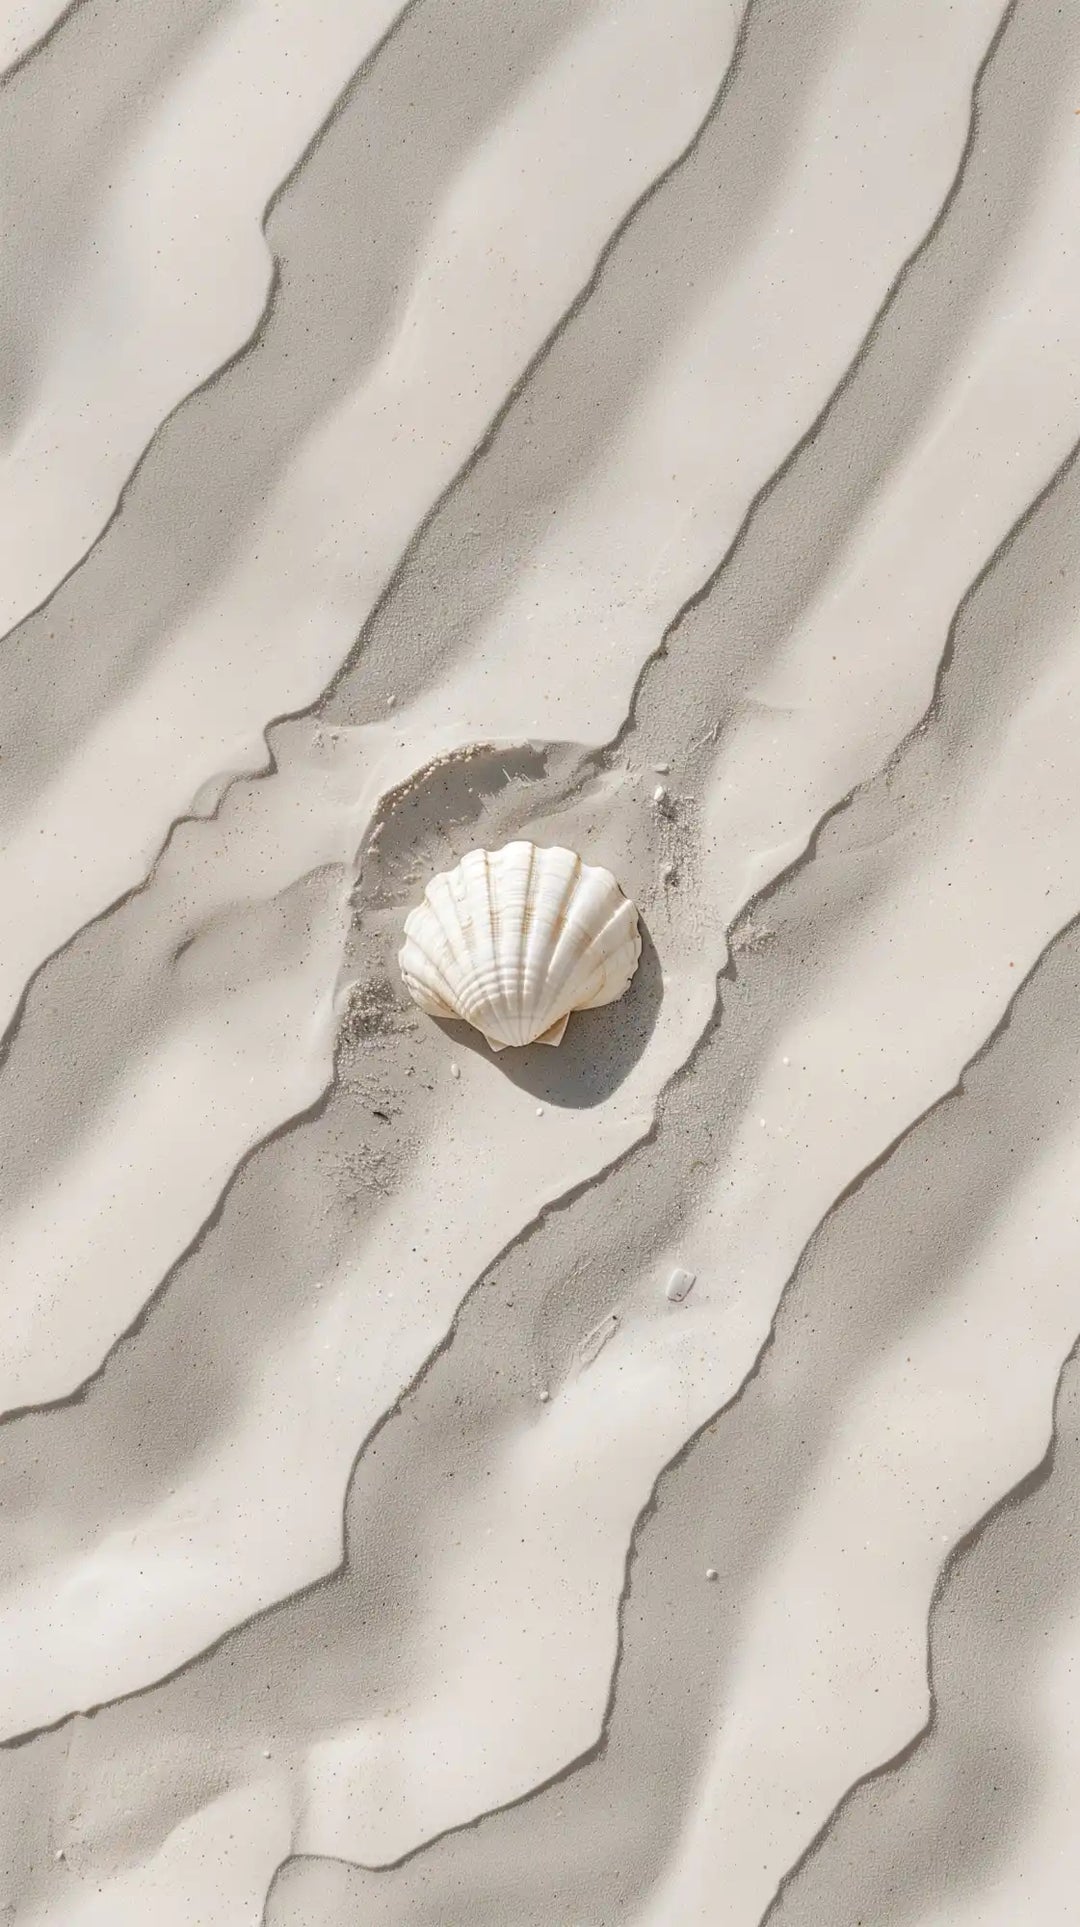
[399,842,641,1052]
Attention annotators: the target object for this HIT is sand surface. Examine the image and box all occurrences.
[2,0,1080,1921]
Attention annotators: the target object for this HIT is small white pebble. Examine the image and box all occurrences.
[782,1056,790,1065]
[653,761,670,774]
[263,1749,272,1759]
[653,785,669,805]
[55,1850,65,1863]
[386,694,396,707]
[536,1106,545,1117]
[662,862,677,883]
[539,1389,550,1403]
[450,1062,460,1079]
[666,1266,696,1304]
[705,1567,718,1582]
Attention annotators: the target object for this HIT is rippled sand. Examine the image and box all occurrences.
[2,0,1080,1921]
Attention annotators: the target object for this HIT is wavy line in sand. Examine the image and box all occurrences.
[0,0,423,647]
[0,0,83,83]
[0,0,750,671]
[756,1325,1080,1927]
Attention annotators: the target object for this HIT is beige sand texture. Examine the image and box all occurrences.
[2,0,1080,1920]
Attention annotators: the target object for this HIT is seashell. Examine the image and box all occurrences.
[399,841,641,1052]
[665,1266,696,1304]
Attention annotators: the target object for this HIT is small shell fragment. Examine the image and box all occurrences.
[577,1312,619,1371]
[399,842,641,1052]
[665,1266,696,1304]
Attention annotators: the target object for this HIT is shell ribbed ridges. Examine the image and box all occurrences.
[399,843,641,1051]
